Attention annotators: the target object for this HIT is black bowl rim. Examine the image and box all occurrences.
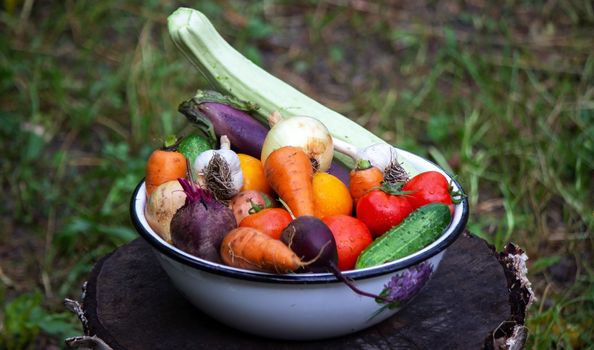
[131,173,469,284]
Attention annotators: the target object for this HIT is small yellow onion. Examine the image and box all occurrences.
[261,115,334,172]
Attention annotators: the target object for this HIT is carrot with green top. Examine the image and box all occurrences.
[349,159,383,204]
[145,135,187,196]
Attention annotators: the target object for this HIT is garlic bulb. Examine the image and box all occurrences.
[261,114,334,172]
[193,135,243,200]
[356,143,397,173]
[333,140,409,183]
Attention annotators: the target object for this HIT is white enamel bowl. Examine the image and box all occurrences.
[130,148,468,340]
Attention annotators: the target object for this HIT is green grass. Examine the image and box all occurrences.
[1,1,592,348]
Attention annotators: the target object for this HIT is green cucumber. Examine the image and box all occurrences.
[355,203,451,269]
[178,134,213,165]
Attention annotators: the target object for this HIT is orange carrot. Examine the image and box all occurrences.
[264,146,314,217]
[220,227,302,273]
[146,136,188,196]
[349,159,384,204]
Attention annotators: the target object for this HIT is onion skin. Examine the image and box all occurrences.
[260,116,334,172]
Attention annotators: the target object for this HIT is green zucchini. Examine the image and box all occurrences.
[167,8,383,152]
[355,203,451,269]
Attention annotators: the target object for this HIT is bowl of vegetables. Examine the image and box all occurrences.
[129,7,469,341]
[131,130,468,341]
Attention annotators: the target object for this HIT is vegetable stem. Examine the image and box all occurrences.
[332,137,360,161]
[219,135,231,150]
[164,135,178,148]
[356,159,372,170]
[178,99,218,142]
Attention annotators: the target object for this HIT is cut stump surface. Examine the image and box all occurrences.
[76,233,529,349]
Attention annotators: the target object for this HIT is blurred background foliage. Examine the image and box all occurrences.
[0,0,592,348]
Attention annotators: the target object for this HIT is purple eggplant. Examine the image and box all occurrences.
[327,160,350,187]
[178,90,351,185]
[178,91,267,159]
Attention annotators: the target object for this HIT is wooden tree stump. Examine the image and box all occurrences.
[65,233,533,349]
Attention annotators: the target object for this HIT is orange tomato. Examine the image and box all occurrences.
[239,208,293,240]
[312,172,353,219]
[322,215,373,271]
[238,153,272,195]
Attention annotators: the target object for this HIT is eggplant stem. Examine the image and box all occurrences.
[178,99,218,143]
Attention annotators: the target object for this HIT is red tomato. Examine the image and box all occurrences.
[356,190,414,237]
[322,215,373,271]
[401,171,453,210]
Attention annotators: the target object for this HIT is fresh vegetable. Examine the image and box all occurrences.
[179,91,266,159]
[261,113,334,172]
[167,8,386,165]
[171,178,237,263]
[356,188,414,237]
[327,160,351,188]
[264,146,314,217]
[178,133,214,166]
[279,216,338,273]
[322,215,373,271]
[355,203,452,269]
[401,171,454,210]
[239,207,292,240]
[229,190,275,224]
[144,180,187,243]
[312,172,352,219]
[237,153,272,195]
[280,216,389,301]
[194,135,243,200]
[349,159,384,204]
[179,91,352,186]
[334,139,410,182]
[220,227,302,273]
[145,135,188,196]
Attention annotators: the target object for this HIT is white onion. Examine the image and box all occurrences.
[261,116,334,172]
